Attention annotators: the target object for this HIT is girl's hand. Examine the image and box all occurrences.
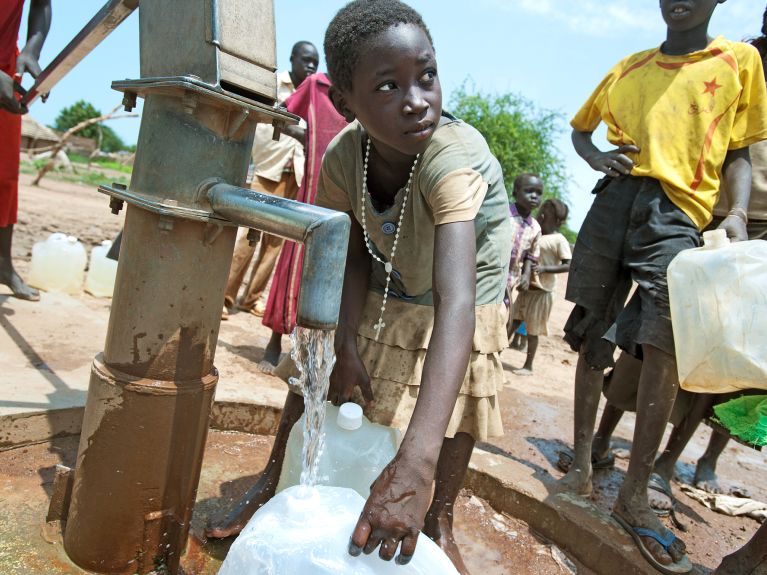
[586,144,640,177]
[328,346,375,407]
[348,453,433,565]
[718,214,748,242]
[0,71,25,114]
[16,50,42,81]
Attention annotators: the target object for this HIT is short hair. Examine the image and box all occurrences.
[513,173,541,190]
[324,0,434,92]
[291,41,317,57]
[542,198,569,221]
[750,5,767,58]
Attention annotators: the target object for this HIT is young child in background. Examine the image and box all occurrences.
[207,2,512,573]
[509,199,570,375]
[505,173,541,341]
[561,0,767,573]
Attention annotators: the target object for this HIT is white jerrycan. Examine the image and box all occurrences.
[667,229,767,393]
[28,233,87,295]
[276,402,400,497]
[85,240,118,297]
[218,485,460,575]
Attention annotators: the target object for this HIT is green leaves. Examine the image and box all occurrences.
[52,99,126,152]
[450,83,574,239]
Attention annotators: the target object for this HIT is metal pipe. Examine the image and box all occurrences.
[22,0,139,106]
[207,182,350,330]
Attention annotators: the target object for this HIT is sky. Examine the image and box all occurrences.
[18,0,766,230]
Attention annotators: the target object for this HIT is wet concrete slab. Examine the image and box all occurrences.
[0,431,590,575]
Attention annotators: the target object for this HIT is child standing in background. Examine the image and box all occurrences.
[509,199,570,375]
[505,173,541,340]
[561,1,767,573]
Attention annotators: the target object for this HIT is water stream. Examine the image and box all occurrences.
[289,326,336,487]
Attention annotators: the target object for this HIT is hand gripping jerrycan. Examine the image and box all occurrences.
[276,402,400,497]
[28,233,87,295]
[218,485,460,575]
[85,240,118,297]
[668,229,767,393]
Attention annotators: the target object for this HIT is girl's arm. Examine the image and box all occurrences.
[350,219,476,563]
[17,0,52,79]
[572,129,639,177]
[518,259,532,291]
[537,259,571,274]
[328,216,375,406]
[718,147,751,242]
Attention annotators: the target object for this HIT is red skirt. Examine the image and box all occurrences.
[262,240,304,335]
[0,59,21,227]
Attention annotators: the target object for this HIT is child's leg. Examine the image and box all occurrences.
[592,402,623,459]
[714,521,767,575]
[654,392,714,482]
[261,331,283,368]
[205,391,304,538]
[513,335,538,375]
[423,431,474,575]
[558,350,604,495]
[614,344,687,566]
[693,426,730,493]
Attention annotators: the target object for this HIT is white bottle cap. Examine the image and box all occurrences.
[337,402,363,430]
[702,229,729,249]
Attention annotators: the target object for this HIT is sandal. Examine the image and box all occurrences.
[556,450,615,473]
[648,473,687,531]
[611,512,692,575]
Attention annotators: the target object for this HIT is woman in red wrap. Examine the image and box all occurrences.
[260,72,347,369]
[0,0,51,301]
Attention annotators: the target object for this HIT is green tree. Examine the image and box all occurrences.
[53,99,126,153]
[450,85,576,242]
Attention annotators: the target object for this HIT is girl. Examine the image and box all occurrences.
[208,2,511,572]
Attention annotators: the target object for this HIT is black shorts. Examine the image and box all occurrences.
[565,175,700,366]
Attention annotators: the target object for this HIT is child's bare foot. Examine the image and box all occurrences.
[512,367,534,376]
[556,465,593,497]
[205,469,279,539]
[0,268,40,301]
[693,456,729,494]
[423,511,472,575]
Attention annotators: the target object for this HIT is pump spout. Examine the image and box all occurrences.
[207,182,350,330]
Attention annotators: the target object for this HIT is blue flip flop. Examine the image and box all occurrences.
[611,512,692,575]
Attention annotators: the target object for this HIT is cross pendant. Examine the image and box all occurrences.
[374,319,385,341]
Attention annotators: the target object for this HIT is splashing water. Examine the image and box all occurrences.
[289,326,336,487]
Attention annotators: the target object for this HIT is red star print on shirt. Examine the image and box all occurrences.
[702,77,722,97]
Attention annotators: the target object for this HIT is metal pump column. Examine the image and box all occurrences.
[59,1,349,573]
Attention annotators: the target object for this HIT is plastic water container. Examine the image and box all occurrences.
[85,240,117,297]
[668,229,767,393]
[218,485,459,575]
[277,403,400,497]
[28,233,87,295]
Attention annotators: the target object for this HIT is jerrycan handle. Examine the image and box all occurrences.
[702,229,730,250]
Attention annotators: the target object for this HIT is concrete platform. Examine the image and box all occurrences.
[1,290,659,575]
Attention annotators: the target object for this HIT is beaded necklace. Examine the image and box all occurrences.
[359,137,420,341]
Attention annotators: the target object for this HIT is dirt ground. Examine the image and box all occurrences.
[5,171,766,573]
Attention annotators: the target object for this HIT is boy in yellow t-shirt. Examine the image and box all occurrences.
[559,1,767,573]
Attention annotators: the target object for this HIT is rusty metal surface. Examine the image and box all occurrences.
[64,358,217,574]
[102,206,235,381]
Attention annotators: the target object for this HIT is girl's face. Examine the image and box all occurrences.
[337,23,442,164]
